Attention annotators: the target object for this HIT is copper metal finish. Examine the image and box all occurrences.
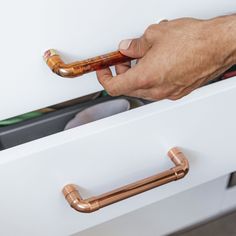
[43,49,132,78]
[62,147,189,213]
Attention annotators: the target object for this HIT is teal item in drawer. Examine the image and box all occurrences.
[0,111,44,126]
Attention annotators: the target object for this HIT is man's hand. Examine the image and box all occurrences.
[96,16,236,100]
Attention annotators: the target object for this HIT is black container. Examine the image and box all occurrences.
[0,96,112,150]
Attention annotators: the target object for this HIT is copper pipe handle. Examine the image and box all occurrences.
[43,49,132,78]
[62,147,189,213]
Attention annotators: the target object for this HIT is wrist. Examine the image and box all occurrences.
[208,15,236,67]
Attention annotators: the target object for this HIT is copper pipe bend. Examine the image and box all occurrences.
[43,49,132,78]
[62,147,189,213]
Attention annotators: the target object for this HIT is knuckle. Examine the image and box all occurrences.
[137,77,147,88]
[145,24,156,34]
[100,81,109,91]
[168,93,184,100]
[103,83,117,96]
[106,87,119,96]
[150,90,166,101]
[136,75,152,89]
[144,24,157,41]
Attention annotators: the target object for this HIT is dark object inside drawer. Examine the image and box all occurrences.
[228,172,236,188]
[0,96,113,150]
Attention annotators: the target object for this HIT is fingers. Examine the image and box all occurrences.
[115,61,131,75]
[96,27,155,97]
[119,36,151,59]
[96,66,142,96]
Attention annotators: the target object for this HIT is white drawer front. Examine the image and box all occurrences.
[0,78,236,235]
[0,0,235,120]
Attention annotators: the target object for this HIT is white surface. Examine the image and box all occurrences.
[0,0,235,120]
[0,78,236,235]
[78,176,229,236]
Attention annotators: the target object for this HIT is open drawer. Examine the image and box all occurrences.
[0,78,236,235]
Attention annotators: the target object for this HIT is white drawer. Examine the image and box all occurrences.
[0,78,236,235]
[0,0,235,120]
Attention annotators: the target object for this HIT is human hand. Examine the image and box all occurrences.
[96,16,236,100]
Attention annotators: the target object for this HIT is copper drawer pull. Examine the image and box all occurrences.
[62,147,189,213]
[43,49,132,78]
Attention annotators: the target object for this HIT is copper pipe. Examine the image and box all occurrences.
[43,49,132,78]
[62,147,189,213]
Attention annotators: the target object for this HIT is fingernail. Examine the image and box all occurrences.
[119,39,132,50]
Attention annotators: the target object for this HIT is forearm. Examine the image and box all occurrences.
[208,14,236,68]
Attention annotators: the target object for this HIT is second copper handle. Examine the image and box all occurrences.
[44,49,133,78]
[62,147,189,213]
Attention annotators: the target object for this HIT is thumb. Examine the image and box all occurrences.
[119,37,150,59]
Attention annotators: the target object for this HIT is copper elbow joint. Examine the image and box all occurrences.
[62,185,100,213]
[168,147,189,179]
[43,49,132,78]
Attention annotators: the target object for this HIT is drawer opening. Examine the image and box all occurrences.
[1,64,235,151]
[0,91,149,151]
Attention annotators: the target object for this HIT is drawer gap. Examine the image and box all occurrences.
[1,64,236,151]
[0,92,149,150]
